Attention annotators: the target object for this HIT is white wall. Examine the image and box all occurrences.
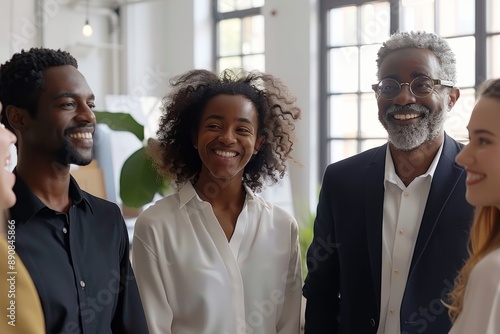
[0,1,38,60]
[123,0,212,97]
[0,0,116,109]
[263,0,319,224]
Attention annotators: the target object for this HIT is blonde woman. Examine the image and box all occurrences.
[448,78,500,333]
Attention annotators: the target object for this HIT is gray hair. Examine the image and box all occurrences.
[376,31,457,84]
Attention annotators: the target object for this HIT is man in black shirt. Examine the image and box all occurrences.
[0,48,149,333]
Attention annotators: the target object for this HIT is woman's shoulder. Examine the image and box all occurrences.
[133,191,185,234]
[140,192,180,218]
[452,248,500,334]
[251,191,293,214]
[135,182,205,229]
[251,194,298,231]
[469,248,500,286]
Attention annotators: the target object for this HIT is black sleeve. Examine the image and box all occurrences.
[303,165,341,334]
[111,213,149,334]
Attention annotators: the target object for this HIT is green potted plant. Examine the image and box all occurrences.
[299,211,315,280]
[93,111,168,208]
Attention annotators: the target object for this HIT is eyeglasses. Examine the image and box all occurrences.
[371,76,454,100]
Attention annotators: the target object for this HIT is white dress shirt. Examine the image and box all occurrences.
[132,182,302,334]
[377,143,443,334]
[449,248,500,334]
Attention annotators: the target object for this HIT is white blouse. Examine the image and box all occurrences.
[449,248,500,334]
[132,182,302,334]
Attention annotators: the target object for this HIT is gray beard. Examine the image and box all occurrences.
[380,104,446,151]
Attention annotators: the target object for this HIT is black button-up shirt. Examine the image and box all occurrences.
[10,173,149,334]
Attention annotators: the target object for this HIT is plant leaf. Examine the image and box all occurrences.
[119,147,164,207]
[299,212,315,280]
[94,111,144,141]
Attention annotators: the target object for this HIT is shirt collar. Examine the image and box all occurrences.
[384,141,444,187]
[10,170,93,224]
[178,181,258,209]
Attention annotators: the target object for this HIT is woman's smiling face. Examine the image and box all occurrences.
[0,101,17,209]
[194,94,264,183]
[455,96,500,209]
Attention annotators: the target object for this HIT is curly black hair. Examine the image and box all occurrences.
[0,47,77,129]
[149,68,301,192]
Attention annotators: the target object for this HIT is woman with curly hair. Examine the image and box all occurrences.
[447,78,500,333]
[132,69,302,334]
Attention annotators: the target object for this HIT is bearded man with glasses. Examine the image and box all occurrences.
[303,31,474,334]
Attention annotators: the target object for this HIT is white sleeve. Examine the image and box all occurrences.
[276,219,303,334]
[132,216,173,334]
[449,253,500,334]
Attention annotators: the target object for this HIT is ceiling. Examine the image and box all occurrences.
[69,0,166,9]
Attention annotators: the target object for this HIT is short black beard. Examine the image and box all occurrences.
[56,138,92,166]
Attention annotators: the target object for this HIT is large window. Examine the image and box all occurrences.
[214,0,265,72]
[320,0,500,173]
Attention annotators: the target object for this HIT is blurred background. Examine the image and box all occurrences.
[1,0,499,231]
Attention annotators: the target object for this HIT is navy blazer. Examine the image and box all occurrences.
[303,134,474,334]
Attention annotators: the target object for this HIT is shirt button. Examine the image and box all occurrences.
[390,308,395,314]
[62,227,68,234]
[399,229,404,235]
[403,192,409,197]
[80,280,86,288]
[394,268,399,274]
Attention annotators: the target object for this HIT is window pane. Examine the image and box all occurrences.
[438,0,474,36]
[447,36,475,87]
[360,44,381,92]
[218,0,236,12]
[329,47,359,93]
[446,88,475,141]
[242,54,265,72]
[328,6,357,47]
[360,93,386,138]
[242,15,264,54]
[360,2,390,44]
[236,0,253,10]
[328,139,358,164]
[218,57,242,72]
[219,19,241,56]
[218,0,263,12]
[487,0,500,32]
[329,95,358,138]
[487,35,500,78]
[252,0,264,7]
[400,0,435,32]
[361,139,388,152]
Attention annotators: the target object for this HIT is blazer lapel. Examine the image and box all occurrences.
[365,144,387,310]
[409,135,464,274]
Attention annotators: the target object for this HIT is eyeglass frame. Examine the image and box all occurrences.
[371,76,455,100]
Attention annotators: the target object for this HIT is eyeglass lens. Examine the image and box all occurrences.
[378,77,434,99]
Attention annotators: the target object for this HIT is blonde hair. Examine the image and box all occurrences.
[447,207,500,321]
